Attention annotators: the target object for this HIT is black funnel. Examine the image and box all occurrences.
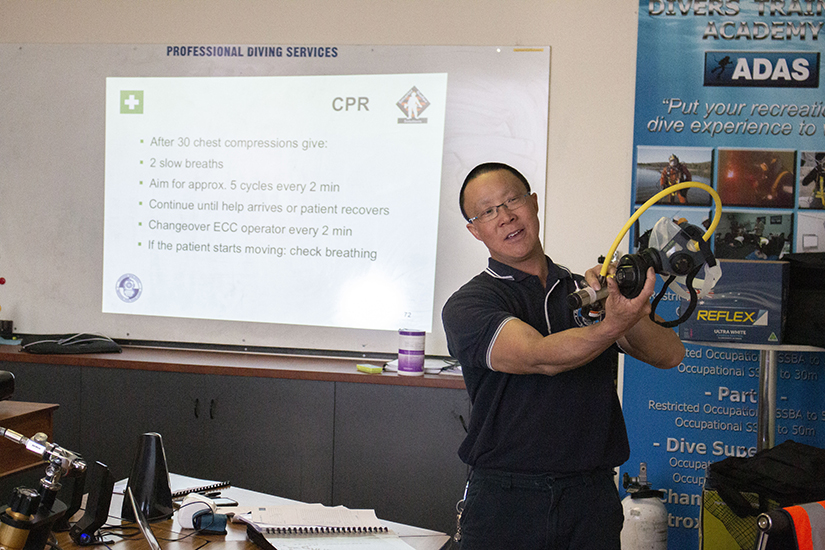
[121,432,174,522]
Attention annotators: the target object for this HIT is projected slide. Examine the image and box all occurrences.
[102,74,447,331]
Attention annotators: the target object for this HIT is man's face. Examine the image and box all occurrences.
[463,169,542,267]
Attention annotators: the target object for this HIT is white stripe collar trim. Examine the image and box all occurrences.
[486,263,572,282]
[484,267,514,280]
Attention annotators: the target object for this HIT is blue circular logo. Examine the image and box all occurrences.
[116,273,142,303]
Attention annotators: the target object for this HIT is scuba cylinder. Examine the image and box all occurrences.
[621,463,668,550]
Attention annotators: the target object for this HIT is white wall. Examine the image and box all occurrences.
[0,0,639,274]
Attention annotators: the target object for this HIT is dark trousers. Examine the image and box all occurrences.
[458,468,623,550]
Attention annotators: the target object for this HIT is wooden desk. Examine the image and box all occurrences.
[55,476,450,550]
[0,400,59,477]
[54,517,232,550]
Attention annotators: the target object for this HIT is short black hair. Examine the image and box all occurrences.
[459,162,532,221]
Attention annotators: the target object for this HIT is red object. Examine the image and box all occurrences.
[785,501,825,550]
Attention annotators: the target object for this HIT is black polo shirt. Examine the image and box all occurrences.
[441,257,629,474]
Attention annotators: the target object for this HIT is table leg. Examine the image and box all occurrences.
[756,349,777,452]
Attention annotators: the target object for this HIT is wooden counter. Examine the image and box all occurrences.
[0,345,464,389]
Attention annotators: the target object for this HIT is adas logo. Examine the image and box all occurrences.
[704,51,820,88]
[116,273,143,303]
[397,86,431,124]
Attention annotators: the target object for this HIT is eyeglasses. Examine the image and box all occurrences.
[467,193,531,224]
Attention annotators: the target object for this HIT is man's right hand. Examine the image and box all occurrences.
[600,267,656,338]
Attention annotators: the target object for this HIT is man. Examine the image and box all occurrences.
[442,162,685,550]
[754,156,792,205]
[800,152,825,209]
[659,154,692,204]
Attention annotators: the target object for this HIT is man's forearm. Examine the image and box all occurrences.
[620,316,685,369]
[491,318,624,376]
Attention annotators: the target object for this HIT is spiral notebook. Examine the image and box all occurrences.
[170,480,231,499]
[237,503,388,534]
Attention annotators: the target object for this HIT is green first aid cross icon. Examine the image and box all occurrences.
[120,90,144,114]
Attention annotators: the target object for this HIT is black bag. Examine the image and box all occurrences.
[783,252,825,347]
[706,440,825,517]
[21,333,122,354]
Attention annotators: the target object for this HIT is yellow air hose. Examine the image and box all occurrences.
[600,181,723,278]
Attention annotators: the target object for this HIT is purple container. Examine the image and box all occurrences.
[398,329,425,376]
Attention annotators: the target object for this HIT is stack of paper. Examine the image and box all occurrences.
[237,503,387,534]
[238,504,419,550]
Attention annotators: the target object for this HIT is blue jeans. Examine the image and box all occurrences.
[458,468,623,550]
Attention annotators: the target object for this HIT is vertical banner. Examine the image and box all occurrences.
[624,3,825,549]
